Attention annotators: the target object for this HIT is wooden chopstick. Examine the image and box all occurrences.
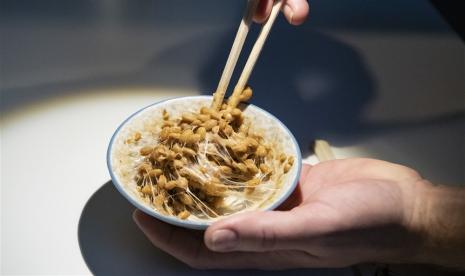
[211,0,260,110]
[314,140,336,162]
[227,0,284,108]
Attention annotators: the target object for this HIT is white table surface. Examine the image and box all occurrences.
[1,1,464,275]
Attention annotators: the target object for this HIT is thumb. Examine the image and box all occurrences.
[204,209,309,252]
[282,0,309,25]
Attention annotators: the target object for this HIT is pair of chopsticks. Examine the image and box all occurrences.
[211,1,336,164]
[211,0,284,110]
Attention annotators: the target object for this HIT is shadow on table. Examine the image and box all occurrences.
[156,22,377,154]
[2,23,380,156]
[194,22,464,155]
[78,181,352,275]
[195,22,463,157]
[4,16,460,158]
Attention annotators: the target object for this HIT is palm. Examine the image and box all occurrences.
[134,158,424,269]
[292,158,421,226]
[284,159,423,264]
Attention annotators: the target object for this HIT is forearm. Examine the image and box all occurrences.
[413,181,465,268]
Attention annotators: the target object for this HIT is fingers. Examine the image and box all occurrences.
[254,0,309,25]
[133,210,203,263]
[204,165,316,253]
[282,0,309,25]
[205,209,313,253]
[133,210,319,269]
[253,0,273,24]
[309,158,423,188]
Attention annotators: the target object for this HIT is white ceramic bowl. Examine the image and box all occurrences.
[107,96,301,230]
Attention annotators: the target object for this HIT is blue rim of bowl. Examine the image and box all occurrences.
[107,95,302,230]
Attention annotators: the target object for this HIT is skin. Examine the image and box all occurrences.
[132,2,465,270]
[254,0,310,25]
[133,158,465,269]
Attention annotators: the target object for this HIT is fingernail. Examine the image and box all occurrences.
[210,229,238,251]
[283,4,294,24]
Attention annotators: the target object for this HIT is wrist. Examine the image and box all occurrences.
[408,181,465,267]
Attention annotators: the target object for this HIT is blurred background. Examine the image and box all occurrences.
[1,0,464,275]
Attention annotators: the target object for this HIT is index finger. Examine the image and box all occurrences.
[132,210,318,269]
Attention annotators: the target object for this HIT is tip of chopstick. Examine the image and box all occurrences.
[313,139,336,162]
